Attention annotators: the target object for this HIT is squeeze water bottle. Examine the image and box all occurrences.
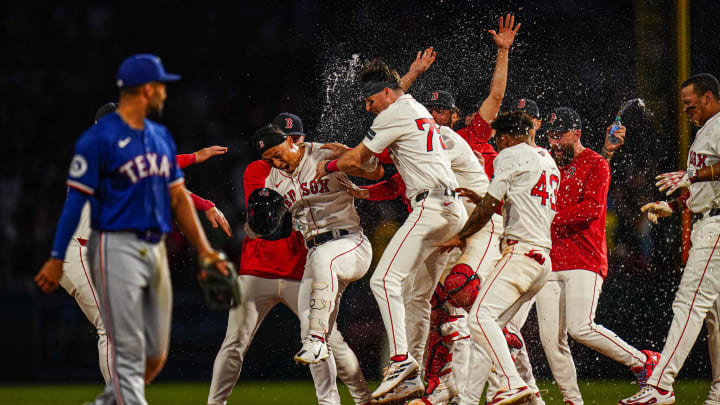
[608,115,622,144]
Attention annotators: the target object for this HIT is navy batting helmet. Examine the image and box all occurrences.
[246,188,292,240]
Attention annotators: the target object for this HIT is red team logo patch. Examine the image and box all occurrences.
[431,91,439,101]
[549,113,557,124]
[285,118,293,129]
[517,99,526,108]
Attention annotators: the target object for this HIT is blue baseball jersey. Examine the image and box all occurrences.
[66,112,184,233]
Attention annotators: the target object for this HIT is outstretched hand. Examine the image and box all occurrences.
[205,207,232,237]
[435,235,466,253]
[409,47,436,75]
[320,143,351,160]
[641,201,674,224]
[194,146,228,164]
[489,14,521,50]
[35,258,64,293]
[456,187,483,204]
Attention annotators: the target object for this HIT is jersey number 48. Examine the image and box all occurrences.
[531,170,560,211]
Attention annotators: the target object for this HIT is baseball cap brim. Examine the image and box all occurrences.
[158,73,181,83]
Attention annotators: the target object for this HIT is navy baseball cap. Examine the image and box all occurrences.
[426,90,456,110]
[545,107,582,133]
[511,98,540,119]
[116,54,181,89]
[272,113,305,137]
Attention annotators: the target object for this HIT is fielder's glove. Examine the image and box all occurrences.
[197,250,240,311]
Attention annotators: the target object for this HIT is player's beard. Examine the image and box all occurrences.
[551,143,575,167]
[147,103,164,121]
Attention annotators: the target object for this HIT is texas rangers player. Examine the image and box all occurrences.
[533,107,659,405]
[622,73,720,405]
[34,54,231,405]
[437,111,560,405]
[315,58,467,403]
[253,124,380,403]
[207,113,372,405]
[34,102,230,384]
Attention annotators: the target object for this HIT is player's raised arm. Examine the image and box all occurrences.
[400,47,436,92]
[477,14,521,123]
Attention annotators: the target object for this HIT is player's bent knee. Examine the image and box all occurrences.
[145,355,167,385]
[444,263,480,311]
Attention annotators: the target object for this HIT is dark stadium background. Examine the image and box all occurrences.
[3,0,720,386]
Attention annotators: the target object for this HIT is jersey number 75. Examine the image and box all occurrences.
[531,170,560,211]
[415,118,446,152]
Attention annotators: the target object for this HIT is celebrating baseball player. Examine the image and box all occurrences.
[207,113,372,405]
[621,73,720,405]
[33,101,230,385]
[33,54,234,405]
[531,106,659,405]
[436,110,560,405]
[315,56,468,403]
[253,123,380,400]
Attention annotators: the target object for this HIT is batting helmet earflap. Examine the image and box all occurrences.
[247,188,288,237]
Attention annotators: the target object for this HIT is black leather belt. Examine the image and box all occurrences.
[306,229,350,249]
[415,188,456,202]
[692,208,720,223]
[135,230,164,243]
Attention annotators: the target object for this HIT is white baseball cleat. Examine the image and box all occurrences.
[293,335,329,364]
[618,386,675,404]
[529,391,546,405]
[487,386,533,405]
[375,373,424,404]
[372,355,420,399]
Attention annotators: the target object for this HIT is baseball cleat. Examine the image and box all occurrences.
[630,350,661,390]
[372,355,420,399]
[618,385,675,404]
[293,335,329,364]
[529,391,546,405]
[374,373,424,404]
[487,386,533,405]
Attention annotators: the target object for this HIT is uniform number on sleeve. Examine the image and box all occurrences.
[531,170,560,211]
[415,118,446,152]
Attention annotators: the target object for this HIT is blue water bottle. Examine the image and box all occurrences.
[608,116,622,145]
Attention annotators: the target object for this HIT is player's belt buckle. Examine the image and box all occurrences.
[692,208,720,223]
[135,229,164,244]
[306,229,350,249]
[414,188,456,202]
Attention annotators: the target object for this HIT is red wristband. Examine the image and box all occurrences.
[190,192,215,211]
[326,159,339,173]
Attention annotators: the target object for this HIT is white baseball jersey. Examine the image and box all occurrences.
[363,94,458,199]
[265,142,362,239]
[687,112,720,213]
[487,143,559,249]
[439,126,490,213]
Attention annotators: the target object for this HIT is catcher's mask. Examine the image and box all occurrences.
[247,187,289,238]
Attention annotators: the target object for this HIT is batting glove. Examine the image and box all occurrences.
[641,201,674,224]
[656,169,697,196]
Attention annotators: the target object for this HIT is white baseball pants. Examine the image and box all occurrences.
[60,236,111,383]
[208,274,371,405]
[536,269,646,404]
[648,217,720,393]
[468,241,551,392]
[371,190,466,359]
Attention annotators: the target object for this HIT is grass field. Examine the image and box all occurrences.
[0,380,713,404]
